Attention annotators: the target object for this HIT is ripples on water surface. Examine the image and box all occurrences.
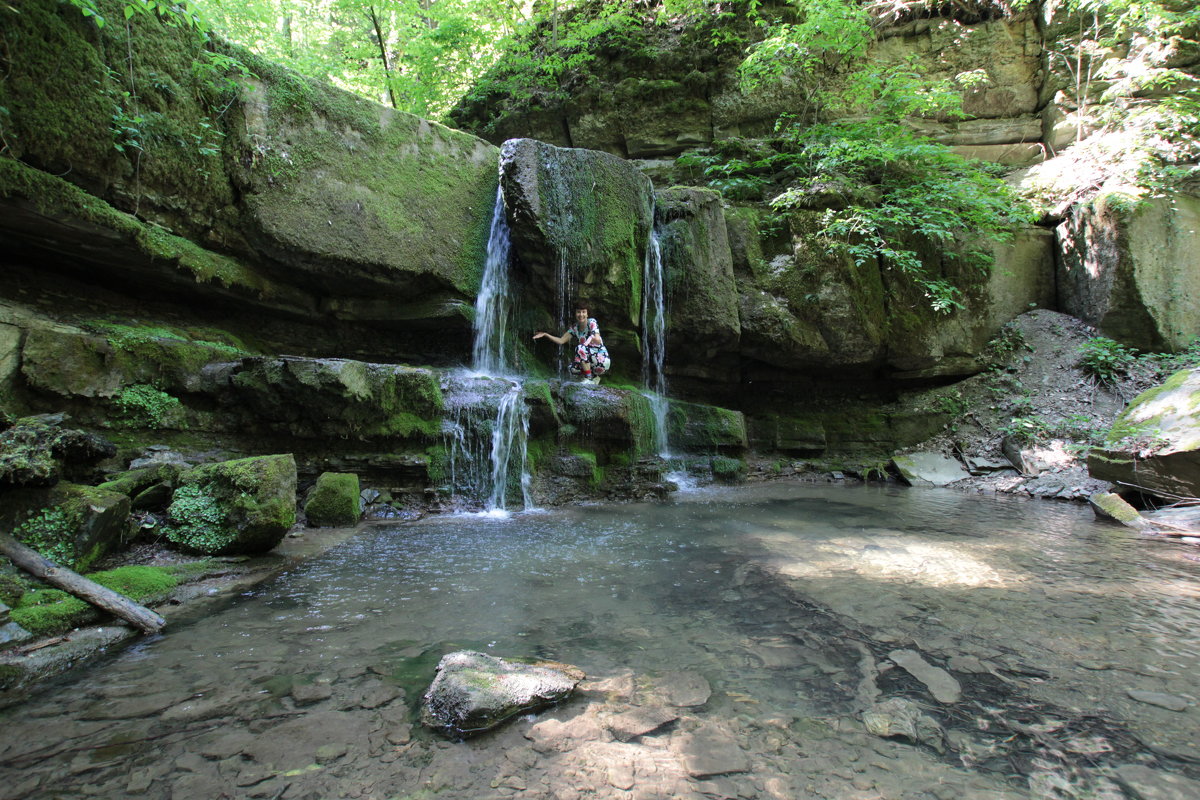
[2,483,1198,800]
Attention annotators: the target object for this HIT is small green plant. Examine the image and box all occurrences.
[1078,337,1137,383]
[114,384,183,429]
[983,325,1030,367]
[14,507,79,567]
[935,392,968,416]
[1000,416,1051,445]
[166,485,228,552]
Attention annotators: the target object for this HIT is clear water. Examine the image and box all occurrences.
[3,484,1198,800]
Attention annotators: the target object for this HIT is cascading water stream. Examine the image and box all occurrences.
[641,221,671,459]
[472,186,515,377]
[443,185,532,513]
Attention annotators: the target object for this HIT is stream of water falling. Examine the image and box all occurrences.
[641,224,670,459]
[4,484,1199,799]
[444,185,531,512]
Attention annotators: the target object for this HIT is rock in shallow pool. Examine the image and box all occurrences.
[421,650,584,737]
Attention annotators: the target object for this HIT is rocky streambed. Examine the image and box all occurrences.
[1,483,1197,800]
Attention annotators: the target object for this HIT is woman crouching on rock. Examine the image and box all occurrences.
[532,303,611,385]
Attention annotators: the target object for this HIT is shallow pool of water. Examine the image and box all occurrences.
[2,483,1198,799]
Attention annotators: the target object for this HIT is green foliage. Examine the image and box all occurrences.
[66,0,208,31]
[1000,415,1051,444]
[113,383,184,429]
[165,484,228,552]
[935,391,968,416]
[1146,337,1200,378]
[738,0,871,94]
[983,325,1031,367]
[14,507,79,567]
[681,119,1030,313]
[1077,337,1137,383]
[1023,0,1200,210]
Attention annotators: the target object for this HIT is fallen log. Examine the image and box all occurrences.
[0,533,166,634]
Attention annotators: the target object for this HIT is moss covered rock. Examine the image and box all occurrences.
[667,400,747,454]
[0,483,130,571]
[224,357,443,439]
[167,454,297,554]
[0,415,116,488]
[501,138,654,336]
[304,472,362,528]
[557,383,656,458]
[1088,368,1200,499]
[655,187,741,382]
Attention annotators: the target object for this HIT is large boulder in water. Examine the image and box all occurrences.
[1088,368,1200,499]
[421,650,584,738]
[166,454,297,554]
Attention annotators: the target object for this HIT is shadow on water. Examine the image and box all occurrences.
[1,482,1198,799]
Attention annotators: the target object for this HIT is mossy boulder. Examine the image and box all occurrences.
[500,138,655,334]
[1088,368,1200,499]
[167,454,297,555]
[556,383,656,458]
[710,456,747,484]
[97,462,183,510]
[421,650,584,738]
[222,357,444,440]
[667,401,747,454]
[0,415,116,488]
[0,483,130,571]
[304,472,362,527]
[655,187,741,383]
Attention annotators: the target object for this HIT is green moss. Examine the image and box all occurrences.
[0,572,28,607]
[9,565,180,636]
[525,437,555,477]
[568,446,603,487]
[711,456,747,483]
[0,664,24,691]
[97,462,181,498]
[304,472,361,527]
[0,159,267,294]
[234,53,499,296]
[667,401,747,453]
[167,454,296,554]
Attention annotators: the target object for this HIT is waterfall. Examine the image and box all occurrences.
[487,384,532,511]
[471,187,514,377]
[641,222,671,458]
[441,184,533,513]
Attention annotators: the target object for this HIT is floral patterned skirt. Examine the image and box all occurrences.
[570,344,611,375]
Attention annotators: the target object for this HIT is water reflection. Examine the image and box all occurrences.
[2,483,1198,800]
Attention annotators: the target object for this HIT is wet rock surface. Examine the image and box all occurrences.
[421,651,584,737]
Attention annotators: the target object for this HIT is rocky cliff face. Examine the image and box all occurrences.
[2,0,1198,509]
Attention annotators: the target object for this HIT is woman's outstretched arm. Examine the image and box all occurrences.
[533,330,570,345]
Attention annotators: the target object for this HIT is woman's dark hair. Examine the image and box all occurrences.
[573,302,589,312]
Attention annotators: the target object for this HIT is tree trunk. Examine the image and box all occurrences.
[368,5,399,109]
[0,533,166,634]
